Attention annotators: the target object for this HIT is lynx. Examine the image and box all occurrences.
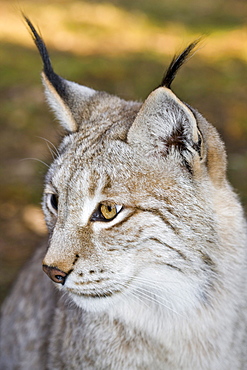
[0,17,247,370]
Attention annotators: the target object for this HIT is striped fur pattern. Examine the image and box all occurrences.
[0,19,247,370]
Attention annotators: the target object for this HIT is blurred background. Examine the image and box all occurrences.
[0,0,246,304]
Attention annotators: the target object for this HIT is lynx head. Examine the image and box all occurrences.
[26,18,235,320]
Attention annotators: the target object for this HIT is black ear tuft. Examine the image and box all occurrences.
[160,39,202,89]
[23,16,53,76]
[23,15,67,100]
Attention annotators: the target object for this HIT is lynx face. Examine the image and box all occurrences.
[27,19,229,317]
[41,89,221,316]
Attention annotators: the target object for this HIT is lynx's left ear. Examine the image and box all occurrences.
[24,17,96,132]
[127,86,205,170]
[128,40,206,171]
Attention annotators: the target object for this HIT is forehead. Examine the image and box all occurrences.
[48,132,180,205]
[53,135,135,185]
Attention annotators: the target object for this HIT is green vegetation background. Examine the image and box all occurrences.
[0,0,246,303]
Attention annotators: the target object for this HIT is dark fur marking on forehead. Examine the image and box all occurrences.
[24,16,68,100]
[160,39,202,89]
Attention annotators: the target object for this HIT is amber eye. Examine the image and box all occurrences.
[100,204,118,220]
[91,203,122,222]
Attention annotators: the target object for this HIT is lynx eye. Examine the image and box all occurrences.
[91,203,122,222]
[47,193,58,213]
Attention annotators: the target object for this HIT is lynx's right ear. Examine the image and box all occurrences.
[24,17,96,132]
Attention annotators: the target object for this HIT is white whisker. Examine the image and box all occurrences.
[134,286,185,318]
[37,136,59,157]
[123,274,194,306]
[120,284,151,310]
[19,158,49,167]
[45,142,56,160]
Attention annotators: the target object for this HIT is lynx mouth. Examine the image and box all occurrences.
[67,287,121,298]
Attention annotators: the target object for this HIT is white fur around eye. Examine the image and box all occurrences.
[115,205,122,213]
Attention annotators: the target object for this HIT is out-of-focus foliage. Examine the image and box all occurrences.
[0,0,246,303]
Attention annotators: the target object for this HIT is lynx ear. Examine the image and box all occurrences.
[128,87,204,166]
[41,73,95,132]
[24,17,95,132]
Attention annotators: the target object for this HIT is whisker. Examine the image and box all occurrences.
[132,274,182,285]
[136,282,191,304]
[115,275,186,317]
[127,275,194,305]
[134,286,185,318]
[19,158,49,167]
[37,136,59,156]
[120,284,151,310]
[45,142,56,160]
[130,274,187,288]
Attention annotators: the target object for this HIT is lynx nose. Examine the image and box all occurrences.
[43,265,68,285]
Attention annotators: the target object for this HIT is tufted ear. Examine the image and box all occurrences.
[25,17,96,132]
[41,73,95,132]
[128,87,205,169]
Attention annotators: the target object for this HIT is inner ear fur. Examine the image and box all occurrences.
[190,107,227,186]
[128,87,227,185]
[42,72,96,132]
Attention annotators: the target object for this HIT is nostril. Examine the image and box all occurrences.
[43,265,68,285]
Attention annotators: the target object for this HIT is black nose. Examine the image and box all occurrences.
[43,265,68,285]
